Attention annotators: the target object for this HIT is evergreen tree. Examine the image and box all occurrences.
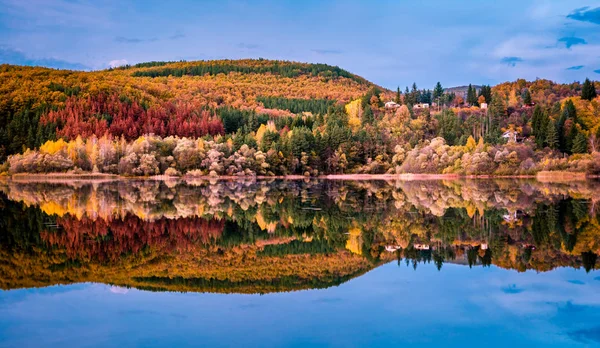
[558,100,577,152]
[433,82,444,100]
[361,105,374,126]
[572,132,588,154]
[466,84,474,105]
[531,105,546,148]
[546,120,558,149]
[581,78,597,101]
[485,92,506,143]
[522,88,532,105]
[395,87,401,104]
[478,85,492,104]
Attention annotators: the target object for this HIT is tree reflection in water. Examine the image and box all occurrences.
[1,178,599,293]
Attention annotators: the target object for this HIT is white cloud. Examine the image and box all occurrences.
[108,59,128,68]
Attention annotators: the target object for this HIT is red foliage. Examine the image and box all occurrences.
[41,94,224,140]
[40,215,225,262]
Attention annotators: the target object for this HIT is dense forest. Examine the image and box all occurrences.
[0,59,599,176]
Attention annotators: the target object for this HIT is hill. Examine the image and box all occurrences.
[1,60,599,177]
[0,59,382,161]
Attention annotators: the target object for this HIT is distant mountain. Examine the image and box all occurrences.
[445,85,482,98]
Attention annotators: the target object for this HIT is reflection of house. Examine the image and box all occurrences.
[480,103,488,109]
[414,244,430,250]
[385,101,400,109]
[413,103,429,109]
[385,245,402,252]
[502,211,523,226]
[480,243,488,250]
[502,130,518,143]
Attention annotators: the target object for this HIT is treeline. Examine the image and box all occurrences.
[256,96,336,115]
[131,59,367,84]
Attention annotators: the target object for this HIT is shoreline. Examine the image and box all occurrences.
[2,171,597,183]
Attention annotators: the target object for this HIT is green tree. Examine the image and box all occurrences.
[466,84,477,105]
[361,105,374,126]
[581,78,597,101]
[546,120,558,149]
[522,88,532,105]
[572,132,588,153]
[478,85,492,104]
[433,82,444,101]
[485,92,506,143]
[436,110,461,145]
[395,87,401,104]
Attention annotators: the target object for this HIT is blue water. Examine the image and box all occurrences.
[2,262,599,347]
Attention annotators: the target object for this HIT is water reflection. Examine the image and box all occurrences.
[1,179,599,294]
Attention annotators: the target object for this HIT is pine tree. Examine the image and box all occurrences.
[466,84,473,105]
[433,82,444,100]
[546,120,558,149]
[582,78,597,101]
[558,100,576,152]
[485,92,505,143]
[522,88,532,105]
[572,132,588,154]
[532,105,546,148]
[362,105,374,126]
[478,85,492,104]
[395,87,401,104]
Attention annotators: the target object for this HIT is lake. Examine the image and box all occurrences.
[1,178,599,347]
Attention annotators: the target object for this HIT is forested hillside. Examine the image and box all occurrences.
[0,59,377,162]
[1,59,599,177]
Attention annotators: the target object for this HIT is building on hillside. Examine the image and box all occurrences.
[413,103,429,109]
[385,101,401,109]
[480,103,488,109]
[385,245,402,252]
[502,130,518,143]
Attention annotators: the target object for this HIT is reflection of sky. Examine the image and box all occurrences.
[1,264,599,347]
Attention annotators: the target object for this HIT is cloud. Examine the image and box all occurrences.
[0,46,89,70]
[568,326,600,344]
[567,7,600,25]
[500,56,523,67]
[566,65,584,70]
[115,36,157,44]
[311,49,343,55]
[169,33,186,40]
[108,59,128,68]
[595,69,600,74]
[558,36,587,49]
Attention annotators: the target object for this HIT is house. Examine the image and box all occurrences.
[385,101,400,109]
[385,245,402,252]
[480,102,488,109]
[502,130,518,143]
[413,103,429,109]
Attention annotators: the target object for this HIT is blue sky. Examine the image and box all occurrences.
[0,0,599,89]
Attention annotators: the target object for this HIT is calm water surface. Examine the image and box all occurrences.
[1,179,599,347]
